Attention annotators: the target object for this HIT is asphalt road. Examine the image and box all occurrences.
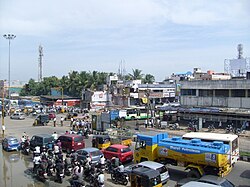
[0,114,250,187]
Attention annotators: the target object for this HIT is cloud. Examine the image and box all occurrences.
[1,0,249,36]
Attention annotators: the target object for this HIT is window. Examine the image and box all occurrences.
[199,89,213,97]
[106,147,118,152]
[181,89,196,96]
[231,89,245,97]
[232,138,238,152]
[44,137,54,144]
[121,147,131,153]
[74,136,83,142]
[214,89,229,97]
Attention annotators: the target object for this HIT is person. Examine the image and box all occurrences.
[60,117,64,126]
[34,145,41,155]
[73,162,84,180]
[70,117,74,127]
[111,157,120,169]
[33,153,41,173]
[65,130,69,135]
[54,143,60,155]
[23,132,28,140]
[52,132,58,141]
[144,119,148,128]
[100,155,105,170]
[118,163,125,172]
[97,170,105,187]
[53,117,56,127]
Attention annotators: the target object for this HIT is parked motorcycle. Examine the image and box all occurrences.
[169,123,179,130]
[226,124,234,133]
[208,124,215,132]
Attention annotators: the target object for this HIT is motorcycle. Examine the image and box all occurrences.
[169,123,179,130]
[187,122,198,132]
[105,159,113,174]
[208,124,215,132]
[70,174,86,187]
[55,170,64,183]
[64,163,73,176]
[111,168,128,185]
[226,124,234,133]
[21,140,30,155]
[36,164,48,182]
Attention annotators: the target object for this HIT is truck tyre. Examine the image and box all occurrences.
[187,169,201,178]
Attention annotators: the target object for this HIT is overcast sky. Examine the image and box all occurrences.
[0,0,249,82]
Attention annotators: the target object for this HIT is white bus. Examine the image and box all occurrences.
[182,132,239,166]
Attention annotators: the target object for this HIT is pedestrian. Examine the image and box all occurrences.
[144,119,148,128]
[70,117,74,127]
[2,125,5,136]
[60,117,64,127]
[53,117,56,127]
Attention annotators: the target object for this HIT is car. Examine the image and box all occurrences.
[76,147,103,165]
[197,175,235,187]
[125,161,169,184]
[181,181,220,187]
[176,175,235,187]
[102,144,133,163]
[57,134,85,153]
[29,134,54,151]
[48,113,56,120]
[2,136,20,151]
[10,113,25,120]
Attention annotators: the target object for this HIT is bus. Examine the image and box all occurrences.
[182,132,239,166]
[119,106,150,120]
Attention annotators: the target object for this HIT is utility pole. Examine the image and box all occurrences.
[3,34,16,111]
[1,84,5,137]
[145,88,150,126]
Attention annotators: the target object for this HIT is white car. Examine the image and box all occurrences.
[10,113,25,120]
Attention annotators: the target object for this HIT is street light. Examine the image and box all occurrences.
[3,34,16,111]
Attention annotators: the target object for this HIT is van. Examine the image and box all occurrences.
[57,134,85,153]
[138,161,169,184]
[30,134,54,151]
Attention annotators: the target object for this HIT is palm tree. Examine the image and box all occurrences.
[129,69,144,80]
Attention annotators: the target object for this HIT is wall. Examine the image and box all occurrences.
[181,96,250,109]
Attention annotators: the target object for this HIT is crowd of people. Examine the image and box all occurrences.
[19,131,126,187]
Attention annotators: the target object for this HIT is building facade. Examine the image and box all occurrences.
[180,79,250,109]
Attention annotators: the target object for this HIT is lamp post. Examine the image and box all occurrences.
[3,34,16,111]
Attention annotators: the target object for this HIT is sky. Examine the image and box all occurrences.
[0,0,250,83]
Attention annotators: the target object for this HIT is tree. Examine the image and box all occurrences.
[143,74,155,84]
[129,69,144,80]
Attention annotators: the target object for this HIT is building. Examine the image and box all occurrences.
[193,68,231,80]
[180,79,250,109]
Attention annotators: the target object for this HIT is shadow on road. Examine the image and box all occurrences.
[240,170,250,179]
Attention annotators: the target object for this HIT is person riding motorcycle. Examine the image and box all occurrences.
[97,170,105,187]
[99,155,106,171]
[55,159,64,183]
[64,153,72,176]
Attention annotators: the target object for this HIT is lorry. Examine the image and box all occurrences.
[134,133,232,178]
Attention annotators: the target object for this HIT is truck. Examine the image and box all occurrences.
[134,133,233,178]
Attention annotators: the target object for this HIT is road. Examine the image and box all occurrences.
[0,115,250,187]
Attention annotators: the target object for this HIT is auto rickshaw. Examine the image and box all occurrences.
[33,114,49,126]
[130,167,162,187]
[92,135,111,149]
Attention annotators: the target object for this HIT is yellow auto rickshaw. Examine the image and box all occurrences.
[130,167,162,187]
[92,135,111,149]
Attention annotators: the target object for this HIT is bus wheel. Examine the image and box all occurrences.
[187,169,201,178]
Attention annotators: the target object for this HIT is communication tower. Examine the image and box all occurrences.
[38,45,43,82]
